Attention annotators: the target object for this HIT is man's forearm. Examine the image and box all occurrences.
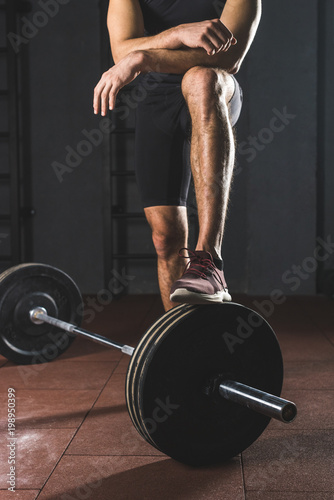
[140,47,238,75]
[112,27,181,63]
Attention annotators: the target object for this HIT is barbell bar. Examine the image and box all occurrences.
[0,263,297,465]
[29,305,296,424]
[29,306,135,356]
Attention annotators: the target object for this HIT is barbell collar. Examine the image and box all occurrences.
[29,307,135,356]
[219,380,297,423]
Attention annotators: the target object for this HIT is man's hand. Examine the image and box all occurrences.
[93,51,144,116]
[175,19,237,56]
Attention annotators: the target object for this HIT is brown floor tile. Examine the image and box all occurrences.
[271,318,320,335]
[0,429,75,489]
[82,294,159,339]
[67,406,160,457]
[138,295,165,331]
[246,298,334,356]
[283,360,334,390]
[38,455,243,500]
[58,336,123,362]
[246,492,333,500]
[0,389,100,431]
[0,356,8,368]
[242,429,334,493]
[113,354,131,375]
[268,390,334,431]
[324,330,334,348]
[245,296,308,325]
[275,330,334,362]
[91,373,127,408]
[0,492,40,499]
[0,360,117,390]
[66,374,161,456]
[296,296,334,334]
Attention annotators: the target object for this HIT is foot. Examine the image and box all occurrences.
[170,249,232,304]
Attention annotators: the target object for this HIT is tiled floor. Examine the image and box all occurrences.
[0,294,333,499]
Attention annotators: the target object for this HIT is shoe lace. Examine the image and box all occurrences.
[178,248,224,286]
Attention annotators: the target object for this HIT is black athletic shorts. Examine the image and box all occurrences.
[134,73,243,208]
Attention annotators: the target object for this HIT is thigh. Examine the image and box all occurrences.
[135,86,192,208]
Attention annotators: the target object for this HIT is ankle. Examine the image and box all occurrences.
[195,244,222,260]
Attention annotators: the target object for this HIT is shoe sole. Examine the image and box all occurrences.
[170,288,232,305]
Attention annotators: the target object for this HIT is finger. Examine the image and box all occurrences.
[109,88,117,111]
[210,20,233,41]
[93,82,103,115]
[205,26,228,50]
[198,34,217,55]
[217,20,234,40]
[201,28,229,55]
[109,77,123,110]
[214,20,236,49]
[101,85,112,116]
[206,28,228,53]
[222,38,232,52]
[207,42,218,56]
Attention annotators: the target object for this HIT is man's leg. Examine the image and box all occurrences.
[181,66,236,260]
[145,205,188,311]
[169,67,238,304]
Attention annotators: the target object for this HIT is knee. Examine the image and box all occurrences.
[152,229,185,261]
[181,67,230,111]
[182,67,220,99]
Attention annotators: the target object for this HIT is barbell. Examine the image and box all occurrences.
[0,263,297,466]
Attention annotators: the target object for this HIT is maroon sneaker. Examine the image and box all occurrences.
[170,249,232,304]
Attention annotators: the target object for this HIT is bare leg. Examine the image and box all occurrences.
[145,206,188,311]
[181,67,235,259]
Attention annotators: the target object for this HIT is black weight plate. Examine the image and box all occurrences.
[127,305,196,445]
[126,305,191,439]
[127,303,283,466]
[0,263,83,365]
[126,304,193,444]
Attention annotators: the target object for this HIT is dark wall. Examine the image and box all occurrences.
[318,0,334,295]
[243,0,317,295]
[26,0,104,291]
[10,0,333,295]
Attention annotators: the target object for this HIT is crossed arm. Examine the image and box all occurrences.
[94,0,261,115]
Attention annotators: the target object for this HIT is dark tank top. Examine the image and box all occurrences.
[139,0,225,35]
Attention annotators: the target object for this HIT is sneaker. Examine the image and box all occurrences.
[170,249,232,304]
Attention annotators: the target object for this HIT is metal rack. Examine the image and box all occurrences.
[0,0,21,269]
[99,0,156,290]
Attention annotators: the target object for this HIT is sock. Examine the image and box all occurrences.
[213,257,223,270]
